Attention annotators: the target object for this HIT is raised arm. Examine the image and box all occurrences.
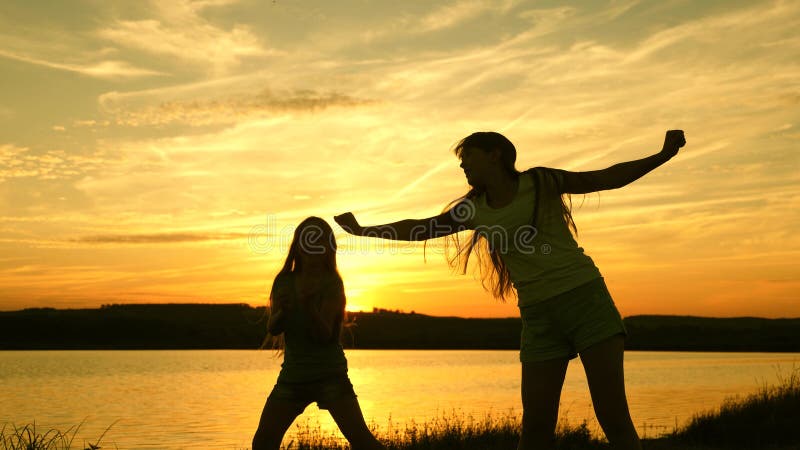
[559,130,686,194]
[334,201,473,241]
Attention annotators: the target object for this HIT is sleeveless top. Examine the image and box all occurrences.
[470,167,602,307]
[273,271,348,383]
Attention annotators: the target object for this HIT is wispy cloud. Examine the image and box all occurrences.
[601,0,640,21]
[418,0,515,32]
[73,231,250,244]
[99,87,379,127]
[0,48,163,79]
[623,0,795,63]
[356,0,525,44]
[0,145,117,182]
[97,0,274,74]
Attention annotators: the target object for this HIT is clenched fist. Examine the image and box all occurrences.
[334,212,362,235]
[661,130,686,158]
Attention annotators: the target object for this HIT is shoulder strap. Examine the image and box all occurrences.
[528,168,541,228]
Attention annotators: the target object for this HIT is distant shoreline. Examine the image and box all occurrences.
[2,304,799,352]
[2,349,799,354]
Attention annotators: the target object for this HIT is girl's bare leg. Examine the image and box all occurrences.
[518,358,569,450]
[252,397,306,450]
[580,334,642,450]
[326,396,385,450]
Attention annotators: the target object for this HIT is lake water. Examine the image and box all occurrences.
[1,350,798,449]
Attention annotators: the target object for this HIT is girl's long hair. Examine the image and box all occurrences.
[261,216,345,350]
[443,132,577,302]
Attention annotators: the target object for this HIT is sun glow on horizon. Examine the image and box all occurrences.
[345,303,369,313]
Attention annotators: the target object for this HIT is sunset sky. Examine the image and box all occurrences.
[1,0,798,318]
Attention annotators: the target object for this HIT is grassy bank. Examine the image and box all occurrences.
[3,372,798,449]
[280,369,800,449]
[0,420,114,450]
[285,411,602,450]
[663,369,800,449]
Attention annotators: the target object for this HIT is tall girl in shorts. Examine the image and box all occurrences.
[335,130,686,450]
[252,216,384,450]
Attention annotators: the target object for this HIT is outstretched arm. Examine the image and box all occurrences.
[334,201,473,241]
[559,130,686,194]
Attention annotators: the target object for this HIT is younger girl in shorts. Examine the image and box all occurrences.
[335,130,686,450]
[252,216,384,450]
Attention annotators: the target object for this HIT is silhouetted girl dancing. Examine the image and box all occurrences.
[335,130,685,450]
[253,216,384,450]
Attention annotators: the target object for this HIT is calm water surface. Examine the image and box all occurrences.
[1,350,798,449]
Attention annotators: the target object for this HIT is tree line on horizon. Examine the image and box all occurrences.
[1,303,799,351]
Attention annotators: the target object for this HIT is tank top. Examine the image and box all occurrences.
[273,271,348,383]
[470,167,602,307]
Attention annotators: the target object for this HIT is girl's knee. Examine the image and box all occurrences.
[522,408,558,430]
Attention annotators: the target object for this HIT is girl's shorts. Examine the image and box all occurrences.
[267,374,357,410]
[519,277,627,363]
